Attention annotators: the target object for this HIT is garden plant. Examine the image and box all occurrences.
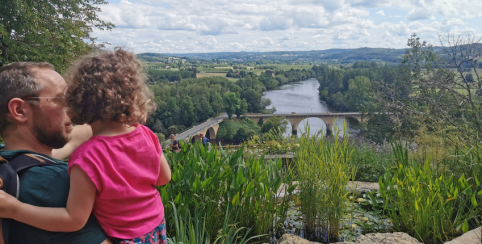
[159,141,296,241]
[370,142,482,243]
[294,124,357,241]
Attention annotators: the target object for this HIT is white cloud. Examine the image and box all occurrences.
[348,0,392,8]
[261,36,274,45]
[406,7,435,21]
[89,0,482,53]
[260,16,293,31]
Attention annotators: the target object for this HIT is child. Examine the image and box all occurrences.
[0,48,171,244]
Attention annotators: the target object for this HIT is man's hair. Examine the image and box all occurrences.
[170,134,175,137]
[65,48,156,125]
[0,62,54,134]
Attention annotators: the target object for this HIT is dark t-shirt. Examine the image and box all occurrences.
[171,139,181,151]
[0,146,107,244]
[201,137,210,146]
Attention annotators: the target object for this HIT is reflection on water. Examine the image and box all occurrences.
[262,78,360,137]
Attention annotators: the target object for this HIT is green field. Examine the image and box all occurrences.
[257,64,314,70]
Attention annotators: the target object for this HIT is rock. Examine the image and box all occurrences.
[276,181,380,198]
[346,181,380,193]
[444,227,481,244]
[335,232,422,244]
[277,233,422,244]
[277,233,321,244]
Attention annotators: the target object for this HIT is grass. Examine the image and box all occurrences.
[294,123,356,240]
[258,64,314,70]
[196,72,228,78]
[349,142,395,182]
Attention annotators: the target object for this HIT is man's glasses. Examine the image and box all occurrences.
[21,94,67,106]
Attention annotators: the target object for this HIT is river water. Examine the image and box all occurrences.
[262,78,360,137]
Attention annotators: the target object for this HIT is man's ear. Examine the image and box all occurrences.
[7,98,31,124]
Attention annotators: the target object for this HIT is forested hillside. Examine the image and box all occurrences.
[160,47,406,64]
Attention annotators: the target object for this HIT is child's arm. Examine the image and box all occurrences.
[0,166,96,232]
[52,124,93,160]
[155,153,171,186]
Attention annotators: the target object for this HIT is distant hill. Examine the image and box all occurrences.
[140,47,409,64]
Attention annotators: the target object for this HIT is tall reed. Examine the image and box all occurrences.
[294,122,356,240]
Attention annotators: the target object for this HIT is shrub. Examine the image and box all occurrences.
[373,142,481,243]
[349,142,395,182]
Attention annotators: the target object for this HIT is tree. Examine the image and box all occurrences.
[152,119,166,134]
[241,88,262,113]
[331,92,346,111]
[345,76,371,111]
[235,99,248,118]
[465,73,474,83]
[168,125,179,135]
[262,116,289,133]
[0,0,114,71]
[223,92,239,119]
[375,33,482,140]
[258,117,264,127]
[180,96,197,126]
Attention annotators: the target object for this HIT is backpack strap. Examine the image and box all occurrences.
[0,154,57,244]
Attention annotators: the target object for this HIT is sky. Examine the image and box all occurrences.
[94,0,482,54]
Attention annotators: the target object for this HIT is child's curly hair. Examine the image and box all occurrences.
[65,48,156,125]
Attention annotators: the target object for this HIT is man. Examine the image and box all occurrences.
[200,133,209,147]
[0,62,110,244]
[169,134,181,153]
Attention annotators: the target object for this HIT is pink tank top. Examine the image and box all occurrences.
[68,124,164,239]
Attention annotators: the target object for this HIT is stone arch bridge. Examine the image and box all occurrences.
[164,112,369,146]
[245,112,366,136]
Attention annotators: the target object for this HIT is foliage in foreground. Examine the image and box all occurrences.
[294,124,356,240]
[159,141,296,241]
[349,141,395,182]
[166,203,266,244]
[371,142,482,244]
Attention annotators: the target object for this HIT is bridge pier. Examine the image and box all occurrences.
[291,123,298,137]
[325,122,333,133]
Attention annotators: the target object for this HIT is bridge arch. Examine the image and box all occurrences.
[191,134,201,143]
[297,117,328,137]
[279,119,292,137]
[190,123,220,143]
[206,127,216,140]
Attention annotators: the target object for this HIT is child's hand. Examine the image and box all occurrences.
[0,190,20,218]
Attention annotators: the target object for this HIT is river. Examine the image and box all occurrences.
[262,78,360,137]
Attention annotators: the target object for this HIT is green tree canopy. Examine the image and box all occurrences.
[261,116,288,133]
[0,0,114,71]
[223,92,239,119]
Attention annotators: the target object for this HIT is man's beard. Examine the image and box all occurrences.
[32,107,70,149]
